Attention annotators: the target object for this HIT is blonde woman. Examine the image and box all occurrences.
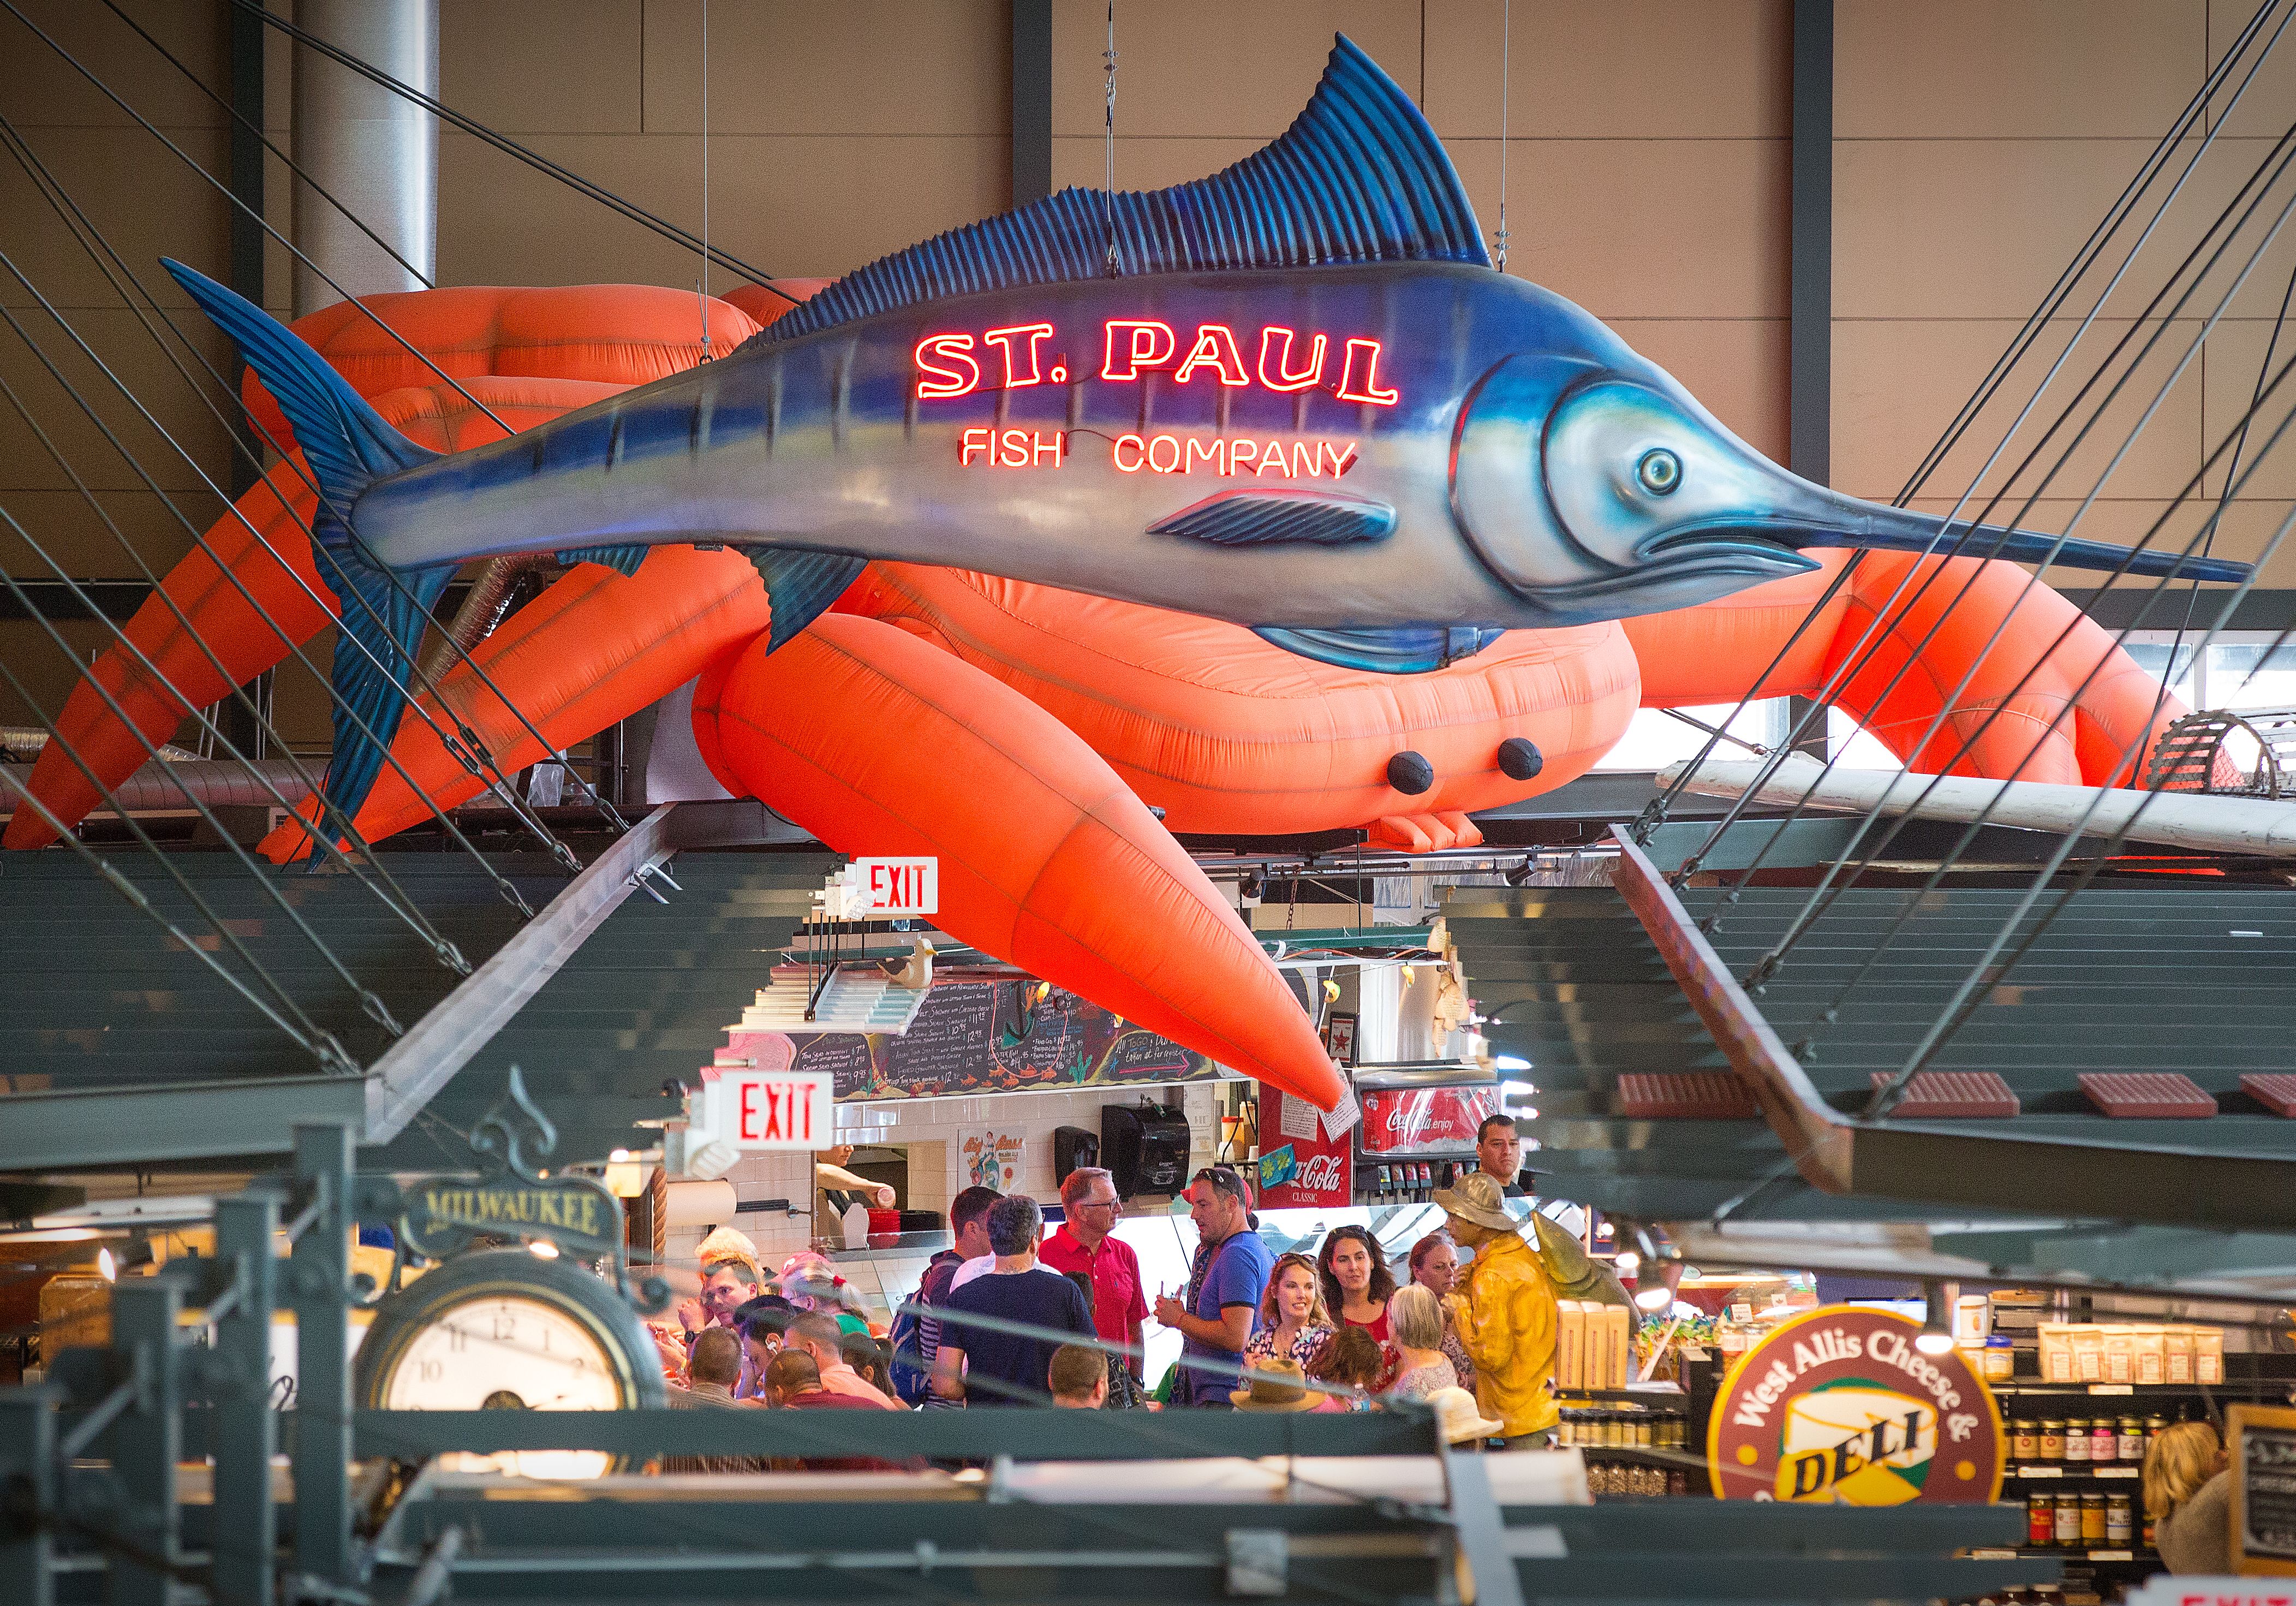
[1245,1252,1334,1372]
[1387,1284,1458,1402]
[2144,1419,2231,1574]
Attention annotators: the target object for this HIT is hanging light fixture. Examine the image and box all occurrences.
[1915,1280,1956,1355]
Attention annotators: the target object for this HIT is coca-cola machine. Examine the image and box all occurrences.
[1255,1084,1353,1209]
[1352,1067,1500,1205]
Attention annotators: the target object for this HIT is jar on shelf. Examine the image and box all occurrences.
[2012,1419,2038,1460]
[2090,1420,2118,1463]
[2027,1491,2054,1546]
[1667,1469,1688,1497]
[2106,1491,2133,1546]
[2053,1493,2082,1547]
[2080,1491,2107,1545]
[1634,1413,1654,1448]
[2118,1417,2145,1462]
[2064,1417,2091,1462]
[2144,1413,2168,1450]
[2039,1419,2066,1460]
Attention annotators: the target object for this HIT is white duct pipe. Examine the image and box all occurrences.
[1660,753,2296,858]
[291,0,437,316]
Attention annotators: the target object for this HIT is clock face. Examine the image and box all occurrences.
[382,1294,625,1480]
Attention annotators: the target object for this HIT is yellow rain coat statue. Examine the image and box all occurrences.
[1434,1170,1559,1440]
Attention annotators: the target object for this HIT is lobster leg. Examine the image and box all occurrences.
[700,610,1347,1110]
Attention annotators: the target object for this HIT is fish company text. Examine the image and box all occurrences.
[959,427,1357,479]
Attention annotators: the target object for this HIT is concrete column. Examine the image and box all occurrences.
[291,0,437,316]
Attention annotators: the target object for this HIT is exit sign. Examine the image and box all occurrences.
[705,1067,832,1151]
[858,857,938,915]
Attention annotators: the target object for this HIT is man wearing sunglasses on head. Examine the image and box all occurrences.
[1041,1166,1147,1381]
[1152,1165,1273,1407]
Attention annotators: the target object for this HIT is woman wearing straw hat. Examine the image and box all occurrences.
[1433,1170,1559,1447]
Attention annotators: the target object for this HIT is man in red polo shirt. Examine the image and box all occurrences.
[1039,1165,1146,1378]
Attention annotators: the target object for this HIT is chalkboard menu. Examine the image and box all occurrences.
[776,973,1215,1102]
[2231,1403,2296,1574]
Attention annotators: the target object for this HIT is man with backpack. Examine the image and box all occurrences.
[888,1184,999,1406]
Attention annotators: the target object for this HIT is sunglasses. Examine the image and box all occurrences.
[1190,1165,1246,1199]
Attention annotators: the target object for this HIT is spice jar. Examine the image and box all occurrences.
[2028,1491,2055,1546]
[2091,1420,2118,1462]
[2080,1491,2107,1544]
[1635,1413,1653,1447]
[2039,1419,2066,1460]
[2118,1417,2145,1462]
[2106,1491,2133,1546]
[2064,1417,2091,1462]
[2012,1419,2038,1460]
[2054,1492,2082,1546]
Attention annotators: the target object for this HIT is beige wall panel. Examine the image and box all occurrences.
[1836,0,2203,139]
[0,489,227,581]
[2175,143,2296,322]
[437,130,1006,285]
[2209,0,2296,139]
[265,623,339,752]
[1832,319,2207,505]
[440,0,643,136]
[1425,0,1788,139]
[0,128,232,311]
[1048,135,1260,193]
[0,311,237,496]
[1049,0,1420,139]
[1450,139,1788,320]
[0,1,229,130]
[2203,320,2296,498]
[1834,138,2194,321]
[643,0,1006,137]
[1610,319,1790,461]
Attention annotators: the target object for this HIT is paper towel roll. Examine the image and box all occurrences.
[662,1179,738,1229]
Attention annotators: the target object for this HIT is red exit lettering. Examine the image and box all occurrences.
[915,318,1399,406]
[736,1077,816,1145]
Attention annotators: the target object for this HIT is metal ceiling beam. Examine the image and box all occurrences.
[0,1073,367,1171]
[364,805,681,1143]
[1610,825,2296,1233]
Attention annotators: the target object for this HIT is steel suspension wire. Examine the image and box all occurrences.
[1647,0,2289,849]
[93,0,433,293]
[1684,46,2296,917]
[1882,483,2296,1104]
[1733,122,2296,994]
[222,0,796,302]
[0,121,472,971]
[1810,349,2296,1083]
[0,633,354,1073]
[0,363,465,979]
[0,90,624,860]
[0,5,630,854]
[0,532,404,1037]
[0,252,567,898]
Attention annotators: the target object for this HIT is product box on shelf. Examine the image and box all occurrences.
[1557,1301,1585,1390]
[2036,1321,2226,1385]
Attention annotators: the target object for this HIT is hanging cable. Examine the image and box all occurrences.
[1494,0,1511,271]
[222,0,792,301]
[1678,33,2296,910]
[1102,2,1119,276]
[1645,0,2288,845]
[697,0,712,361]
[1731,120,2296,989]
[0,118,472,968]
[0,29,628,846]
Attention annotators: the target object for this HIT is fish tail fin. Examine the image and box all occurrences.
[162,257,448,821]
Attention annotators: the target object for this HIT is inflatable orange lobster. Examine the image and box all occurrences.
[4,283,2185,1111]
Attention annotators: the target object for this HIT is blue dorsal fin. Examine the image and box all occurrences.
[756,36,1486,344]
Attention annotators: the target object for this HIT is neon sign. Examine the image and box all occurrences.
[917,318,1399,406]
[958,426,1354,480]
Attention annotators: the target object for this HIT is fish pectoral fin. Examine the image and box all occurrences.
[1150,489,1397,546]
[555,544,652,577]
[748,548,870,651]
[1254,625,1505,674]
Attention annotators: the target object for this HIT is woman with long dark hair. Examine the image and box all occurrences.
[1317,1225,1399,1389]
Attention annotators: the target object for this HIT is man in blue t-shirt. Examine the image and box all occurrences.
[1153,1165,1273,1407]
[932,1194,1094,1407]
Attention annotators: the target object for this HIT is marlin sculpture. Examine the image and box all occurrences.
[166,35,2245,823]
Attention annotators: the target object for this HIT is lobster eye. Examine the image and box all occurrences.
[1637,448,1682,496]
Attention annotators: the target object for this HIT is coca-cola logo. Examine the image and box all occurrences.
[1382,1104,1440,1136]
[1292,1153,1345,1192]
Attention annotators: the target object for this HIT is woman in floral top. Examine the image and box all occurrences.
[1244,1252,1334,1373]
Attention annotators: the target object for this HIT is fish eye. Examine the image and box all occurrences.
[1637,448,1682,496]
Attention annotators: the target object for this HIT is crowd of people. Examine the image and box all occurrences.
[649,1114,1629,1454]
